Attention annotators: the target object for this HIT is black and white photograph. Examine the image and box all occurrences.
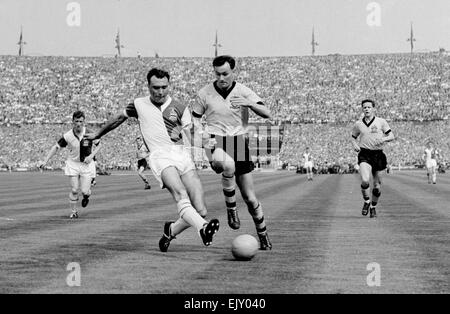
[0,0,449,303]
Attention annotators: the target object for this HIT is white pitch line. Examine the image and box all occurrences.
[0,217,15,221]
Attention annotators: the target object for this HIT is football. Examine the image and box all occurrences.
[231,234,259,261]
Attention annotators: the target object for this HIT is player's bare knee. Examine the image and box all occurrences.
[244,195,258,208]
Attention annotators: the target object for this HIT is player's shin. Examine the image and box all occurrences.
[171,217,191,236]
[361,182,370,203]
[69,191,78,212]
[247,201,266,234]
[222,174,237,210]
[371,188,381,208]
[177,198,206,232]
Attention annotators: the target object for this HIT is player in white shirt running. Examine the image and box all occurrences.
[40,111,101,218]
[423,142,439,184]
[87,68,219,251]
[351,99,395,218]
[303,147,314,181]
[192,55,273,250]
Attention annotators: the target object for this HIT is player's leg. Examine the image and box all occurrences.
[137,161,151,189]
[68,175,80,218]
[80,174,92,208]
[359,162,372,216]
[212,148,240,229]
[236,173,272,250]
[181,169,207,218]
[426,165,431,183]
[431,161,437,184]
[160,166,219,250]
[370,171,382,218]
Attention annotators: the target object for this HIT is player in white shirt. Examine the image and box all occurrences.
[87,68,219,252]
[423,142,439,184]
[40,111,101,218]
[192,55,273,250]
[303,147,314,181]
[135,136,151,190]
[351,99,395,218]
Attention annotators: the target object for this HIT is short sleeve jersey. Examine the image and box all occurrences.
[57,127,99,162]
[123,96,191,153]
[193,81,262,137]
[351,116,392,150]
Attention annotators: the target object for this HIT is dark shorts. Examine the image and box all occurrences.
[358,148,387,174]
[205,134,255,176]
[137,158,148,170]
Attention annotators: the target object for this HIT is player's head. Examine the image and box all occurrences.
[213,55,236,90]
[72,110,85,132]
[147,68,170,105]
[361,99,375,117]
[306,147,310,152]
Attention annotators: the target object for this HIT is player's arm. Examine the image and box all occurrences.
[40,137,66,168]
[191,95,214,148]
[380,120,395,143]
[87,103,135,140]
[231,87,272,119]
[91,113,128,140]
[351,124,361,152]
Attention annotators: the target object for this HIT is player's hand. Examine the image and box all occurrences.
[230,95,252,109]
[352,142,361,152]
[84,156,93,164]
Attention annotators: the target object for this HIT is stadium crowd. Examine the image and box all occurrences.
[0,53,449,170]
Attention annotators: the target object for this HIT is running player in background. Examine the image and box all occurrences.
[39,110,101,218]
[351,99,395,218]
[303,147,314,181]
[136,136,151,190]
[86,68,219,251]
[423,142,439,184]
[192,55,273,250]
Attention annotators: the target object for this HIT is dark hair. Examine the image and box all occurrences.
[72,110,85,120]
[361,99,375,107]
[147,68,170,84]
[213,55,236,70]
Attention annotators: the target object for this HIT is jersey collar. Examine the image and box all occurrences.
[213,81,236,99]
[362,116,375,127]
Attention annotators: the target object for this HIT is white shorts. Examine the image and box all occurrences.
[426,159,437,169]
[64,159,96,178]
[304,161,313,169]
[148,146,196,188]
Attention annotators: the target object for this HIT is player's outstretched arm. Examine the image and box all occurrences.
[88,113,128,140]
[40,144,60,168]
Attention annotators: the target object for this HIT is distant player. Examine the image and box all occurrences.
[192,55,272,250]
[86,68,219,251]
[40,110,101,218]
[303,147,314,181]
[423,142,439,184]
[136,136,151,190]
[351,99,395,218]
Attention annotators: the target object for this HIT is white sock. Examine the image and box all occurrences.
[177,199,206,232]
